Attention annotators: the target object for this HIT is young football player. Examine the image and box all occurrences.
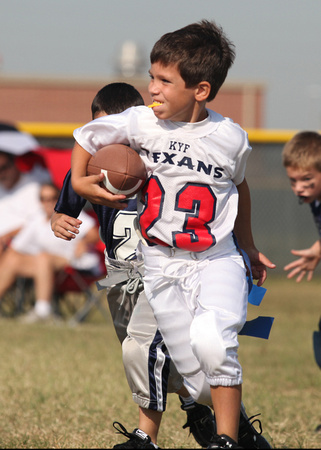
[52,82,217,449]
[70,20,275,448]
[283,131,321,282]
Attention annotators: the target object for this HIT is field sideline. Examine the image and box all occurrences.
[1,276,321,449]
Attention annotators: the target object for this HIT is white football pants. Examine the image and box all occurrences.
[141,238,248,405]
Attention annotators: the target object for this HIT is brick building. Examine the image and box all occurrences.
[0,75,265,129]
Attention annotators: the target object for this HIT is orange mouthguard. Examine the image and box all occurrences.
[148,102,162,108]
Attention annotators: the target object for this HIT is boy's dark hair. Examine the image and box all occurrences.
[150,20,235,102]
[91,82,144,118]
[282,131,321,172]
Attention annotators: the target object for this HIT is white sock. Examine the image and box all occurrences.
[34,300,52,317]
[135,429,158,448]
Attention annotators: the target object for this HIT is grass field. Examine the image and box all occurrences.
[1,276,321,449]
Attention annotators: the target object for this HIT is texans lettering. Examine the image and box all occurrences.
[151,151,224,179]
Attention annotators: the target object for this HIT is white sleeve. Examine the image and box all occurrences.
[232,130,252,186]
[73,108,134,156]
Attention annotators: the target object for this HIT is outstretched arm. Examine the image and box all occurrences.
[284,239,321,282]
[234,178,276,286]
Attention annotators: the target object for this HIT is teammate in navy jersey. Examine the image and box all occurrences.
[283,131,321,282]
[52,82,218,449]
[70,20,275,448]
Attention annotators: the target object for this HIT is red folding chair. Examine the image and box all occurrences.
[53,223,109,325]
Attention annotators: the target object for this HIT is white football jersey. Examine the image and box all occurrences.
[74,106,251,252]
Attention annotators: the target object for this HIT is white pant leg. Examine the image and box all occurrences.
[142,246,211,403]
[142,244,247,403]
[106,283,139,343]
[191,255,248,386]
[123,291,184,411]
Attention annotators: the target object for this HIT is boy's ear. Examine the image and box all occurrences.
[195,81,211,102]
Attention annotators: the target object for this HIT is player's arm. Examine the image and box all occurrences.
[71,142,127,209]
[234,178,276,286]
[51,212,82,241]
[284,238,321,282]
[51,169,86,240]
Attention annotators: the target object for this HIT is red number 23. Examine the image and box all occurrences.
[139,176,216,252]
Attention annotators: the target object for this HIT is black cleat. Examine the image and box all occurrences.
[112,422,158,449]
[180,397,216,447]
[207,433,242,449]
[238,406,272,449]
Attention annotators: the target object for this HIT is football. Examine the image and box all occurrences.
[87,144,147,198]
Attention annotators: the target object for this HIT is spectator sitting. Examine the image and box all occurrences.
[0,182,101,323]
[0,122,51,257]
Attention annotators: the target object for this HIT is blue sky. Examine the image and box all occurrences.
[1,0,321,129]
